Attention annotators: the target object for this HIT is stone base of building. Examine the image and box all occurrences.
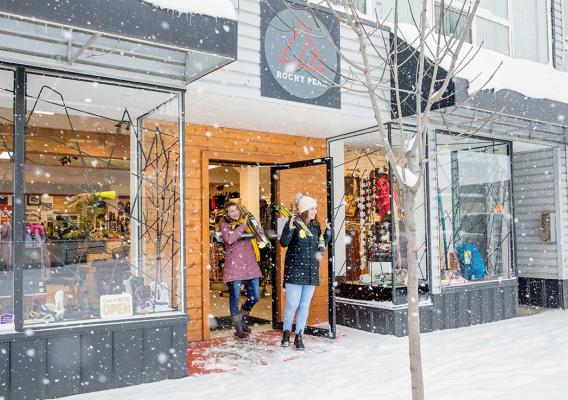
[0,314,188,400]
[336,279,517,337]
[518,277,568,309]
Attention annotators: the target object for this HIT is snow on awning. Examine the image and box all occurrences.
[0,0,238,86]
[142,0,237,20]
[392,23,568,125]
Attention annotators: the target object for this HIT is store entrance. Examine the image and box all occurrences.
[270,158,336,338]
[208,162,274,337]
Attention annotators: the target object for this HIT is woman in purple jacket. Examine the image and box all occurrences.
[220,202,263,339]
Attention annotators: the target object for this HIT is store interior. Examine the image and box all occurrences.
[331,130,429,302]
[0,70,182,328]
[208,163,274,337]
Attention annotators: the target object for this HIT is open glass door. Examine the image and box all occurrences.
[270,158,336,338]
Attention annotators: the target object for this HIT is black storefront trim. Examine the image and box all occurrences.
[0,314,188,400]
[518,277,568,309]
[0,0,237,58]
[336,279,517,336]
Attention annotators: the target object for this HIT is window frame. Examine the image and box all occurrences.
[0,62,186,334]
[311,0,376,19]
[431,0,553,62]
[433,129,516,290]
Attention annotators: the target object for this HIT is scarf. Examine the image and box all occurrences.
[228,217,260,262]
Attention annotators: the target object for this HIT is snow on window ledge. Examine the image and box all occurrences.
[142,0,237,20]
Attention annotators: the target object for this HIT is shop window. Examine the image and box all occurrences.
[434,4,473,43]
[324,0,369,15]
[476,17,510,56]
[436,133,513,287]
[480,0,508,19]
[0,69,14,330]
[330,126,428,303]
[20,73,182,326]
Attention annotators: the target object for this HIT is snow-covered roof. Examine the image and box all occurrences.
[394,23,568,106]
[143,0,237,19]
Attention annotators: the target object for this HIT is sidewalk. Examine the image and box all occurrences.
[188,330,334,375]
[67,309,568,400]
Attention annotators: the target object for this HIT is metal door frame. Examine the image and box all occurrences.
[269,157,336,339]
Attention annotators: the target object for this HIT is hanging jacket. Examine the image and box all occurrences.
[375,173,391,219]
[280,220,332,287]
[23,223,50,268]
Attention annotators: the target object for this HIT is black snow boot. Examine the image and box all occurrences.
[231,315,249,339]
[281,330,290,347]
[294,332,305,350]
[238,309,251,333]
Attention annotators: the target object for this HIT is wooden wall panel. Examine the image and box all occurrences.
[184,123,327,341]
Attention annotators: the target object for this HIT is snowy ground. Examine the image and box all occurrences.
[67,309,568,400]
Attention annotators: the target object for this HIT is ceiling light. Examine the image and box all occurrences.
[83,98,92,103]
[208,165,219,170]
[34,111,55,116]
[0,151,12,160]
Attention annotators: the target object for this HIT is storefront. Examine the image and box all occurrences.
[181,0,389,342]
[0,1,237,399]
[330,29,568,336]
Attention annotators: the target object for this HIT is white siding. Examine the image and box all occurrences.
[186,0,391,137]
[553,0,565,68]
[513,149,561,279]
[560,146,568,279]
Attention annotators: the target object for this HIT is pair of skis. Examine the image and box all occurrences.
[275,205,313,236]
[237,205,272,249]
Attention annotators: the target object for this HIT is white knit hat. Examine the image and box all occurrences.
[298,196,317,214]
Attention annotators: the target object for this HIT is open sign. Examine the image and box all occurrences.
[100,293,133,319]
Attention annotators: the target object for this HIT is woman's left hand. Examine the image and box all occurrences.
[325,219,331,230]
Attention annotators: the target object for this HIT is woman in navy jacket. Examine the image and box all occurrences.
[279,195,331,350]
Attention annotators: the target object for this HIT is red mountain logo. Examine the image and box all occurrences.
[279,22,326,73]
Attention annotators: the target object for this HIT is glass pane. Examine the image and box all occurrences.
[512,0,549,63]
[139,96,182,315]
[480,0,508,18]
[0,69,14,331]
[476,17,510,55]
[434,4,473,43]
[330,131,395,302]
[390,126,428,304]
[327,0,367,13]
[377,0,421,24]
[436,133,513,287]
[22,73,181,326]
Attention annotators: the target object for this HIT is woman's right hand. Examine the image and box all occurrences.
[289,216,296,229]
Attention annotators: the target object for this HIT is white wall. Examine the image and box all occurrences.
[186,0,391,138]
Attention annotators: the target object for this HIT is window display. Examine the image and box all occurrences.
[0,72,184,327]
[436,133,513,287]
[330,127,428,302]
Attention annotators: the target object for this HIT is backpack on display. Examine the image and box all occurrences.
[455,242,487,281]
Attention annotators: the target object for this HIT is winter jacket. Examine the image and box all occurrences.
[220,221,262,284]
[280,220,332,287]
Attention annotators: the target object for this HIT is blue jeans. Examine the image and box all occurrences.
[283,284,316,334]
[227,278,260,317]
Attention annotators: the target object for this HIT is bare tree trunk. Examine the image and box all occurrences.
[403,187,424,400]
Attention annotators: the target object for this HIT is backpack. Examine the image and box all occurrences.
[455,242,487,281]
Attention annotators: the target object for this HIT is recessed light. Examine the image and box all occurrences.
[84,98,92,103]
[34,111,55,115]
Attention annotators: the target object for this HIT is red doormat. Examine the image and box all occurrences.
[187,330,333,375]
